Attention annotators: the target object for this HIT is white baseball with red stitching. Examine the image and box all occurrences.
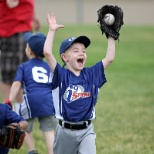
[104,13,115,25]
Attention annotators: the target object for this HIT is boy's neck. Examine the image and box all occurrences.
[67,66,81,76]
[29,55,43,60]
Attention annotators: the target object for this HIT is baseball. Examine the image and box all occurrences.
[104,13,115,25]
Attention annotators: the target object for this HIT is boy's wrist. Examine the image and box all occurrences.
[48,29,56,33]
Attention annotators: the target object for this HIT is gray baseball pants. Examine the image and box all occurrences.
[53,123,96,154]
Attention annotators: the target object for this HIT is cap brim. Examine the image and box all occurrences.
[60,35,91,55]
[73,36,90,48]
[23,32,33,42]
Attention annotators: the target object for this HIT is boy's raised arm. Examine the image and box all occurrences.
[44,13,64,72]
[102,36,115,69]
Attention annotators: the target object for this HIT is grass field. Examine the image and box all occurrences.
[6,24,154,154]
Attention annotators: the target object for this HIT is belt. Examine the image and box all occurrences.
[59,120,91,130]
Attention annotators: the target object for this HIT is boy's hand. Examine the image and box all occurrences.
[4,99,12,109]
[33,17,40,31]
[6,0,19,8]
[46,13,64,31]
[97,5,124,40]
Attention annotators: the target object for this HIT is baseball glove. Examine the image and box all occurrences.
[97,5,124,40]
[0,124,25,149]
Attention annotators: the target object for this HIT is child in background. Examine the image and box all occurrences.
[0,103,28,154]
[6,32,57,154]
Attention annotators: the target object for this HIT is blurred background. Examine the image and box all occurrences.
[35,0,154,25]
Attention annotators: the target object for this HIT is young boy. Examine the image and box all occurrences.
[44,13,115,154]
[0,103,28,154]
[7,32,57,154]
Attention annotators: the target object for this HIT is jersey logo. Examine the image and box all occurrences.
[63,84,90,103]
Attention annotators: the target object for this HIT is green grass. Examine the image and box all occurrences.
[7,24,154,154]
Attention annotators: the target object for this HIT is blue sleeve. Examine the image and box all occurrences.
[52,63,63,89]
[5,105,25,125]
[14,64,24,82]
[0,104,24,153]
[88,61,107,88]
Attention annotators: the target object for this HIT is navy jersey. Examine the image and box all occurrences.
[52,61,106,122]
[15,58,56,119]
[0,103,25,154]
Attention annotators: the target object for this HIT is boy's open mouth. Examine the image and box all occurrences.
[77,58,84,64]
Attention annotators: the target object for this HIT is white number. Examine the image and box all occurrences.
[32,66,52,83]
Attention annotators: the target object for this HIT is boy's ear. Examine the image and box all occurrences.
[28,47,35,56]
[61,53,68,62]
[29,48,34,55]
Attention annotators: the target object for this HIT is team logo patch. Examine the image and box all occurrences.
[68,37,76,42]
[63,84,90,103]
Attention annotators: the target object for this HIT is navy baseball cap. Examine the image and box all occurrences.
[23,32,46,57]
[59,36,91,55]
